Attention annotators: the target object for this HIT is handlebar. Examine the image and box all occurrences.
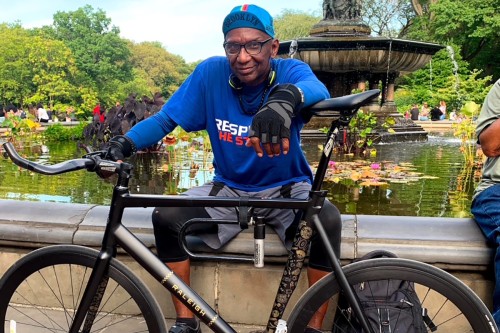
[2,142,122,176]
[2,89,380,177]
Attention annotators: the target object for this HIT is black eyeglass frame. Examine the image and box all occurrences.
[223,37,273,56]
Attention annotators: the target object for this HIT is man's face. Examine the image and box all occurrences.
[224,28,279,87]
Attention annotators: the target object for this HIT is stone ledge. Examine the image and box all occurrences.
[0,199,492,270]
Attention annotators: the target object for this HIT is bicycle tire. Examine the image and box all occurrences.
[287,258,498,333]
[0,245,167,333]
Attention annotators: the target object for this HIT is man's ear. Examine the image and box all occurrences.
[271,39,280,57]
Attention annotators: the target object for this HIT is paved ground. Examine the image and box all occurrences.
[4,306,266,333]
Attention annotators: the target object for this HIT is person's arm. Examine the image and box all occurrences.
[125,112,177,150]
[107,111,178,161]
[246,60,329,157]
[247,84,304,157]
[477,80,500,157]
[282,60,330,107]
[478,120,500,157]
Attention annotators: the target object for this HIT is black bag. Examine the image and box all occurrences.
[332,250,435,333]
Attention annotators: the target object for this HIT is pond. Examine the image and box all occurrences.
[0,135,477,218]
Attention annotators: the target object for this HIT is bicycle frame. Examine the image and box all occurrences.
[2,89,380,333]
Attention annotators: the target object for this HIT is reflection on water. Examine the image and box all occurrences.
[0,135,477,218]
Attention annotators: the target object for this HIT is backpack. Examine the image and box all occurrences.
[332,250,435,333]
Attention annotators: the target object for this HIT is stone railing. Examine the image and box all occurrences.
[0,199,494,326]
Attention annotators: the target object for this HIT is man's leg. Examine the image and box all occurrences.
[471,185,500,329]
[493,237,500,327]
[307,267,330,329]
[167,259,194,319]
[306,199,342,330]
[153,205,214,332]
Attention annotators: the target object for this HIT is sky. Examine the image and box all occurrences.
[1,0,322,63]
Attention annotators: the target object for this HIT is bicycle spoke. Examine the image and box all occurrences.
[0,246,165,333]
[288,259,496,333]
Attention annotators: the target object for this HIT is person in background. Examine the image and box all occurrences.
[439,100,447,120]
[36,103,50,123]
[449,109,458,121]
[93,102,105,123]
[105,4,342,333]
[6,103,17,112]
[471,79,500,329]
[66,106,76,122]
[410,103,420,121]
[430,104,443,121]
[0,104,5,123]
[18,107,26,119]
[419,102,430,121]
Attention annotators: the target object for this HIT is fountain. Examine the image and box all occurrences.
[278,0,444,142]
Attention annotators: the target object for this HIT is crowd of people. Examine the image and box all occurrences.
[0,104,27,123]
[405,100,466,122]
[0,102,78,125]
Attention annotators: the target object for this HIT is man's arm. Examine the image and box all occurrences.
[107,112,177,161]
[477,80,500,157]
[479,120,500,157]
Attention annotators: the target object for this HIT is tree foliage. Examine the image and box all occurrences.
[0,6,193,119]
[274,9,321,41]
[26,36,77,108]
[360,0,415,37]
[49,5,133,103]
[405,0,500,81]
[129,41,193,99]
[0,2,497,123]
[395,45,492,113]
[0,24,33,106]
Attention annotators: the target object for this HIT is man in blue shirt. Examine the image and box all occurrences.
[108,4,341,333]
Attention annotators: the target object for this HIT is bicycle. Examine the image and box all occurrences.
[0,89,498,333]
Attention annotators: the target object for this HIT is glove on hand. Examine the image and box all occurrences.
[250,84,303,144]
[107,135,136,161]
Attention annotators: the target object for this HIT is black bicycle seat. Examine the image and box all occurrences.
[307,89,380,116]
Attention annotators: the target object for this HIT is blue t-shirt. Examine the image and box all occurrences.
[127,57,329,191]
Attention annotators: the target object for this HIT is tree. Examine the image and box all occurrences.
[129,41,193,99]
[0,24,33,106]
[26,36,77,109]
[360,0,415,37]
[273,9,321,41]
[406,0,500,81]
[49,5,133,102]
[429,0,500,81]
[410,0,438,16]
[395,45,492,112]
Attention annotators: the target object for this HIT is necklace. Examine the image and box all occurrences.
[237,84,271,115]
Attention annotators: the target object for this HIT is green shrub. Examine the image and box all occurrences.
[43,123,86,141]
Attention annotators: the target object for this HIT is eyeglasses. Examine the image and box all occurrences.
[223,38,272,56]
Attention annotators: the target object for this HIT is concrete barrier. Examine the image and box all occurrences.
[0,199,495,326]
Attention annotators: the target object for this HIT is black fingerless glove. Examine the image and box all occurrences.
[250,84,304,144]
[107,135,137,161]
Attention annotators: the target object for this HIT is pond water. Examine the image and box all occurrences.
[0,135,476,218]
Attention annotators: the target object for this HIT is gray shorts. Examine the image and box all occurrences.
[184,181,311,249]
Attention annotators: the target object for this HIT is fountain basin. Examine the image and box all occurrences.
[278,37,443,75]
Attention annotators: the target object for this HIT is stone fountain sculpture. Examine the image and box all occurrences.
[278,0,444,142]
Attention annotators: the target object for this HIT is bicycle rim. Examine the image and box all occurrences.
[287,258,498,333]
[0,245,166,333]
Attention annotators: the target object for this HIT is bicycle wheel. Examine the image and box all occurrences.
[0,245,166,333]
[288,258,498,333]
